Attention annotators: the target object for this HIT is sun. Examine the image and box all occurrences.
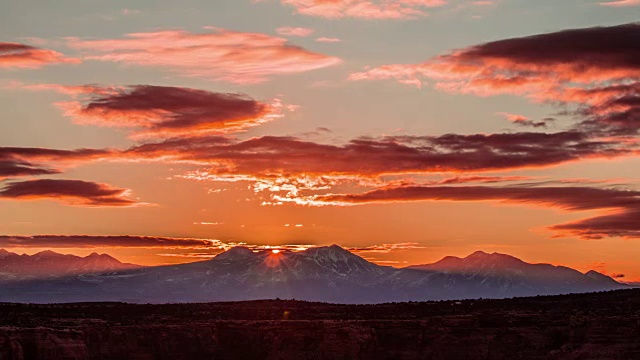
[271,249,281,254]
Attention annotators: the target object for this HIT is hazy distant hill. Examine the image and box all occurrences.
[407,250,622,292]
[0,245,625,303]
[0,249,140,281]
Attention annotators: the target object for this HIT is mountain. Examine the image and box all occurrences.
[0,246,626,304]
[407,251,619,292]
[0,249,140,282]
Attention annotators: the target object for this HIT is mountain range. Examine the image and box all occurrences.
[0,245,626,304]
[0,249,139,282]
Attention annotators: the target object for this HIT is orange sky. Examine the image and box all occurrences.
[1,1,639,282]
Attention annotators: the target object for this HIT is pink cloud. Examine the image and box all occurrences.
[66,28,341,84]
[276,27,315,37]
[599,0,640,6]
[275,0,447,19]
[316,37,342,43]
[0,42,80,69]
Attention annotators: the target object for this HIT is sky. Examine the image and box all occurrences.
[0,0,639,281]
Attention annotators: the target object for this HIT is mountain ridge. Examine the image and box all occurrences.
[0,249,140,281]
[0,245,626,304]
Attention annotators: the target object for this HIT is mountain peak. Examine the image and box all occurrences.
[85,252,117,259]
[469,250,490,257]
[33,250,63,258]
[465,251,523,264]
[585,270,620,285]
[214,246,255,261]
[0,249,13,259]
[313,244,347,251]
[304,244,356,260]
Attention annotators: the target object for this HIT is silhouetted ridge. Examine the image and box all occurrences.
[0,247,627,303]
[0,249,139,281]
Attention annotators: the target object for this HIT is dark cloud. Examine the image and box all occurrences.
[56,85,277,138]
[122,131,632,175]
[0,160,59,178]
[455,23,639,73]
[0,235,217,249]
[317,185,640,240]
[0,147,112,179]
[350,23,640,137]
[0,179,140,207]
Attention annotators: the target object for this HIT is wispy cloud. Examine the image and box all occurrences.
[599,0,640,7]
[0,42,80,69]
[264,0,447,20]
[315,37,341,43]
[0,235,220,249]
[276,26,314,37]
[66,27,341,84]
[347,242,425,253]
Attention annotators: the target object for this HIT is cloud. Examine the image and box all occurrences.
[0,160,59,179]
[121,8,141,15]
[66,27,341,84]
[497,112,550,128]
[550,209,640,240]
[124,131,633,175]
[276,27,314,37]
[314,185,640,239]
[0,179,141,207]
[270,0,447,19]
[434,175,532,185]
[0,42,80,69]
[349,23,640,136]
[0,235,220,249]
[42,85,280,138]
[347,242,425,253]
[350,23,639,89]
[315,37,342,43]
[0,147,112,179]
[599,0,640,6]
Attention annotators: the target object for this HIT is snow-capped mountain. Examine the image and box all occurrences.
[0,249,140,281]
[0,246,626,304]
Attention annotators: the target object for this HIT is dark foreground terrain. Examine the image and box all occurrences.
[1,289,639,360]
